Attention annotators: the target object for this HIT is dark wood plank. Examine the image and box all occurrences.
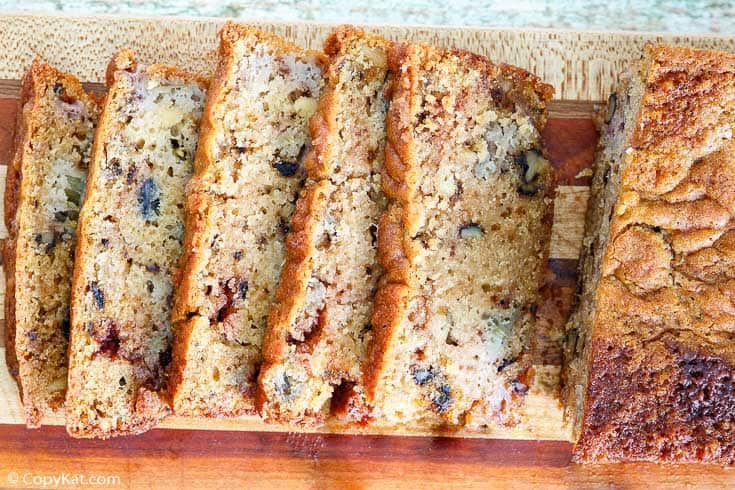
[544,117,599,186]
[0,99,15,349]
[2,425,734,488]
[0,98,16,167]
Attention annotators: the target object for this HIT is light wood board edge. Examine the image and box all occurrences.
[0,345,568,440]
[1,12,735,100]
[551,186,590,260]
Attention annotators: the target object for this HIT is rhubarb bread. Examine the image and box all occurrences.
[66,50,207,438]
[567,45,735,463]
[4,61,100,428]
[257,26,390,425]
[169,22,326,417]
[366,43,555,429]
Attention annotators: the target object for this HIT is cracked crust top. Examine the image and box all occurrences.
[575,45,735,463]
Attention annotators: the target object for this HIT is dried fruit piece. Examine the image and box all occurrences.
[274,161,299,176]
[34,231,56,251]
[432,384,452,413]
[274,373,296,401]
[89,282,104,310]
[65,175,85,206]
[238,280,249,299]
[412,367,434,385]
[138,178,161,219]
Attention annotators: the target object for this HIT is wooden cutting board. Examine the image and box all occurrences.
[0,13,734,488]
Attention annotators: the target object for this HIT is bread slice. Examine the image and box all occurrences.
[365,42,555,429]
[65,50,207,438]
[169,22,326,417]
[4,61,100,428]
[257,27,390,426]
[567,45,735,463]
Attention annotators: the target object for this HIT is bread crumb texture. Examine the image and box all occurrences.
[5,61,100,427]
[366,42,555,430]
[65,50,206,438]
[573,45,735,463]
[169,22,325,417]
[257,26,391,426]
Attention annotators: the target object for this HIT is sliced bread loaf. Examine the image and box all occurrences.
[5,61,100,427]
[65,50,207,438]
[568,45,735,464]
[169,22,326,417]
[257,26,391,426]
[366,42,555,429]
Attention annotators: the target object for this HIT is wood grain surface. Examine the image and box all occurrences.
[1,13,735,100]
[1,14,735,488]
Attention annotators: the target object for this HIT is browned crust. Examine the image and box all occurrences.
[3,61,34,409]
[260,180,328,362]
[256,26,391,425]
[363,41,418,402]
[167,22,243,415]
[363,280,409,401]
[574,45,735,463]
[255,180,329,423]
[171,21,326,323]
[165,316,193,410]
[4,60,100,428]
[168,21,326,418]
[66,50,206,438]
[364,41,553,405]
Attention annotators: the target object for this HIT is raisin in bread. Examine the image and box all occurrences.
[169,22,326,417]
[365,42,555,430]
[257,26,390,426]
[567,45,735,463]
[4,61,100,428]
[65,50,207,438]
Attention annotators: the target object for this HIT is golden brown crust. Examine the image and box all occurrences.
[5,60,100,427]
[628,45,735,196]
[171,22,325,324]
[255,181,329,422]
[78,47,207,340]
[365,40,554,426]
[575,45,735,463]
[260,181,328,358]
[261,26,378,350]
[3,62,33,400]
[67,49,206,438]
[166,22,248,415]
[363,281,409,401]
[362,40,420,405]
[257,26,390,425]
[105,49,210,95]
[169,22,326,418]
[219,21,326,67]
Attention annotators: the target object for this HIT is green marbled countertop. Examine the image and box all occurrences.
[0,0,732,33]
